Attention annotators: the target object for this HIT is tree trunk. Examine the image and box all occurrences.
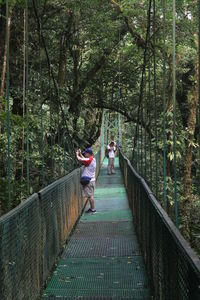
[58,34,66,86]
[0,9,12,214]
[21,8,26,201]
[182,60,199,240]
[0,13,12,97]
[165,58,173,214]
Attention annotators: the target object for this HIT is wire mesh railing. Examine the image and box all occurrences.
[0,150,103,300]
[119,151,200,300]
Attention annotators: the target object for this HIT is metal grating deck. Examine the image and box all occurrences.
[80,210,133,223]
[42,158,151,299]
[63,222,140,258]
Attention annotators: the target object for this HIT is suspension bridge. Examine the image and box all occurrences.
[0,114,200,299]
[1,0,200,299]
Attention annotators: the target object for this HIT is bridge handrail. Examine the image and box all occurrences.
[119,151,200,299]
[0,149,104,300]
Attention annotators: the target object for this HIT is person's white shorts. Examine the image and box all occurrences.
[82,181,95,198]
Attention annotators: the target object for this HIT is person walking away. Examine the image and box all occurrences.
[107,141,117,175]
[76,147,96,213]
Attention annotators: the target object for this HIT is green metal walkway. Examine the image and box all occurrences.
[43,158,151,299]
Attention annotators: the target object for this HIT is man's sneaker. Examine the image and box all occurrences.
[85,208,96,214]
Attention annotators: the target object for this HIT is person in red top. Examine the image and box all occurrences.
[76,147,96,213]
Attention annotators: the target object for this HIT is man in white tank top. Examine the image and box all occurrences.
[76,147,96,213]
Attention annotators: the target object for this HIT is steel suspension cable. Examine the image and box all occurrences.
[25,0,30,195]
[68,143,72,172]
[40,96,44,184]
[148,48,153,187]
[57,107,61,177]
[6,0,11,207]
[153,0,158,197]
[21,7,26,201]
[49,79,54,180]
[162,0,167,209]
[118,29,122,148]
[102,111,105,156]
[144,71,147,179]
[63,134,66,175]
[140,101,143,176]
[173,0,178,226]
[39,2,44,185]
[198,0,200,182]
